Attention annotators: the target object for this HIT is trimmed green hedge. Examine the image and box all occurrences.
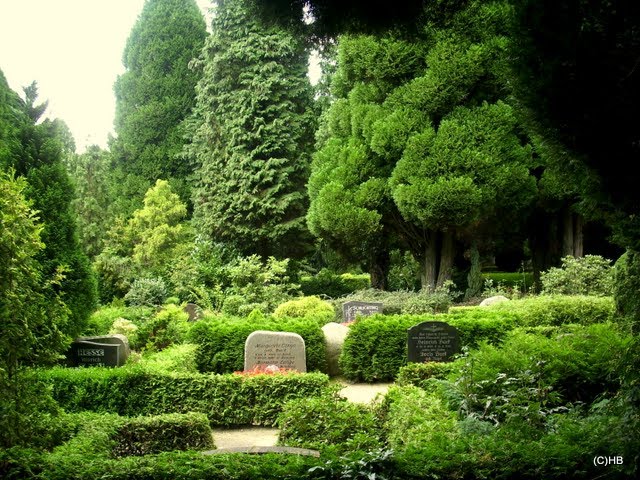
[38,367,330,427]
[475,294,615,326]
[299,270,370,298]
[340,295,616,382]
[6,442,322,480]
[340,310,515,382]
[113,413,214,457]
[188,315,328,374]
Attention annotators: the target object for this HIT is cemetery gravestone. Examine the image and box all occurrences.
[183,302,203,321]
[244,331,306,372]
[341,301,383,323]
[407,321,460,363]
[67,334,130,367]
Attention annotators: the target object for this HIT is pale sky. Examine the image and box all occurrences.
[0,0,212,153]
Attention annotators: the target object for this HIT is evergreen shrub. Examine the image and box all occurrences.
[541,255,614,296]
[124,277,168,307]
[272,296,336,323]
[340,310,515,382]
[38,366,330,427]
[341,295,615,382]
[613,250,640,332]
[277,392,382,453]
[112,412,214,457]
[84,305,154,336]
[299,270,370,298]
[188,315,328,373]
[134,304,190,351]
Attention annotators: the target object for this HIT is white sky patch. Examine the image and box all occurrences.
[0,0,314,153]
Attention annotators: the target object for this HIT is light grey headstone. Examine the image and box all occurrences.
[341,301,383,323]
[322,322,349,377]
[479,295,510,307]
[244,330,306,372]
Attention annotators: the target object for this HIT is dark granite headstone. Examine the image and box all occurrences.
[67,334,130,367]
[341,301,383,323]
[407,321,460,363]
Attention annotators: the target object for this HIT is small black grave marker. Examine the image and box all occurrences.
[67,334,130,367]
[407,321,460,363]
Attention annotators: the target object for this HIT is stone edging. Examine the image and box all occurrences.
[202,446,320,457]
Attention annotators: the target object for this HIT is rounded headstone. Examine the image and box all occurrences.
[321,322,349,376]
[479,295,510,307]
[244,330,306,372]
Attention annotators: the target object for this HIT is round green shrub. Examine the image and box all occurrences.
[124,277,168,307]
[272,296,336,323]
[135,304,189,352]
[540,255,614,296]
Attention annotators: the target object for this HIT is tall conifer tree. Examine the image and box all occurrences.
[111,0,207,210]
[187,0,316,259]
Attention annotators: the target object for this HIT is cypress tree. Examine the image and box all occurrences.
[187,0,316,259]
[111,0,207,210]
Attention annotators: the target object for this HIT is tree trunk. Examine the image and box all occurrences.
[369,248,390,290]
[465,241,483,300]
[420,231,438,290]
[573,214,584,257]
[437,231,455,288]
[562,207,574,257]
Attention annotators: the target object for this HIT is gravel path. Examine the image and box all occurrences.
[211,382,392,449]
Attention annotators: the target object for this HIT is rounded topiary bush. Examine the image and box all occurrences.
[540,255,614,296]
[124,277,168,307]
[272,296,336,323]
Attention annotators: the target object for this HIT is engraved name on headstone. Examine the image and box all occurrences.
[407,321,460,363]
[244,330,306,372]
[341,301,383,323]
[67,334,130,367]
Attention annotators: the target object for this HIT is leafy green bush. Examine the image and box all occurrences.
[84,305,154,336]
[396,362,455,389]
[381,385,635,479]
[124,277,168,307]
[277,391,382,453]
[188,314,327,373]
[37,366,330,427]
[112,413,214,457]
[541,255,614,296]
[299,269,370,298]
[451,324,631,426]
[134,304,190,352]
[272,296,336,323]
[221,255,300,315]
[340,310,515,382]
[483,295,615,326]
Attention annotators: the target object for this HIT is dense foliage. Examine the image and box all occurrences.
[111,0,207,208]
[188,0,316,259]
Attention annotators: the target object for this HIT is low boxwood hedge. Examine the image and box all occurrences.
[340,295,616,382]
[188,315,328,374]
[37,366,330,427]
[113,412,214,457]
